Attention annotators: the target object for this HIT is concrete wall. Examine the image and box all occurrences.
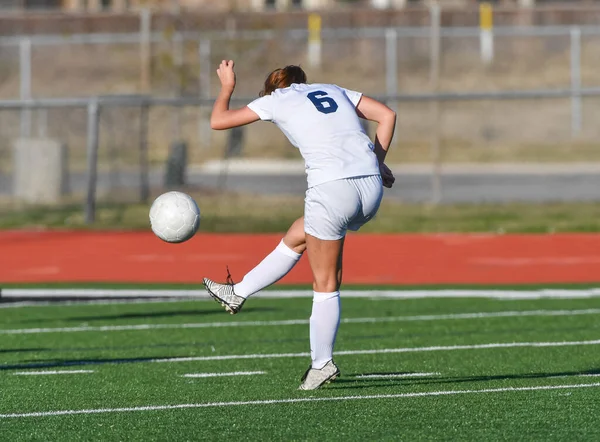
[12,138,68,204]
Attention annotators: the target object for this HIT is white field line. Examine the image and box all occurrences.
[182,371,266,378]
[12,370,94,376]
[145,339,600,364]
[355,372,441,379]
[0,298,186,309]
[3,288,600,301]
[361,289,600,300]
[3,339,597,370]
[0,289,207,299]
[1,382,598,419]
[552,374,600,379]
[1,308,599,335]
[5,339,600,371]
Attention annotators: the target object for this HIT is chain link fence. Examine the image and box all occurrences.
[1,24,600,226]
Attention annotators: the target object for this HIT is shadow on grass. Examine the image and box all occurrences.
[0,348,47,354]
[0,334,309,356]
[17,306,280,323]
[331,369,600,390]
[0,353,236,371]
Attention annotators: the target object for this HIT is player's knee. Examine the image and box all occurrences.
[294,244,307,254]
[283,217,306,255]
[282,235,306,255]
[312,275,339,293]
[287,241,306,254]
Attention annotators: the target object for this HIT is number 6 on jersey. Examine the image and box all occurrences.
[307,91,338,114]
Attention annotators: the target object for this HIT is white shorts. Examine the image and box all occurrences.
[304,174,383,241]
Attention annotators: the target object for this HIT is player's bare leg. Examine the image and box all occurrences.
[203,217,306,314]
[298,234,344,390]
[281,216,307,254]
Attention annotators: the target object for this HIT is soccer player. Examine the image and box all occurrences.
[203,60,396,390]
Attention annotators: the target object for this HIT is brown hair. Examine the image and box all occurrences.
[259,65,307,97]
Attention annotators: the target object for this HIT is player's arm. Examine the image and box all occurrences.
[355,96,396,164]
[210,60,260,130]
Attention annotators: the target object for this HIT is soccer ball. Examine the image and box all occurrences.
[149,191,200,243]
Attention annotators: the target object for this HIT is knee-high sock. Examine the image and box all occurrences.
[310,291,341,369]
[233,240,302,298]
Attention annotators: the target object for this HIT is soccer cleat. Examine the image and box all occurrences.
[298,360,340,390]
[203,269,245,315]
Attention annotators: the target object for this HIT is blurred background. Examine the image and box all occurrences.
[1,0,600,232]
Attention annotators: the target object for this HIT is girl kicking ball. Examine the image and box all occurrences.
[204,60,396,390]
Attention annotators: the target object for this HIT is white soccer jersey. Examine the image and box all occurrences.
[247,83,380,188]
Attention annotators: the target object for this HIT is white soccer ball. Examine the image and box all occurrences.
[149,191,200,243]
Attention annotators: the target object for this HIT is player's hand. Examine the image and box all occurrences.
[380,163,395,188]
[217,60,236,92]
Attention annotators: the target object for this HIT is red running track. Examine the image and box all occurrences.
[0,231,600,284]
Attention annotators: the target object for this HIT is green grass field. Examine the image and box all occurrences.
[2,289,600,440]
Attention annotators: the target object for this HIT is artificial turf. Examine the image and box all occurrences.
[1,293,600,440]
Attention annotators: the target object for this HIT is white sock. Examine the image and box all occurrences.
[310,291,341,369]
[233,240,302,298]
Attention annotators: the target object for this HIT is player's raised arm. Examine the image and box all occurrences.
[355,95,396,164]
[210,60,260,130]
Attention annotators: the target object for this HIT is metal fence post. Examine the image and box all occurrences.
[385,28,398,116]
[198,39,212,148]
[570,26,582,137]
[85,100,100,224]
[172,32,184,142]
[429,2,442,205]
[199,39,211,98]
[19,38,32,138]
[140,8,152,93]
[139,104,150,204]
[307,13,322,69]
[479,2,494,64]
